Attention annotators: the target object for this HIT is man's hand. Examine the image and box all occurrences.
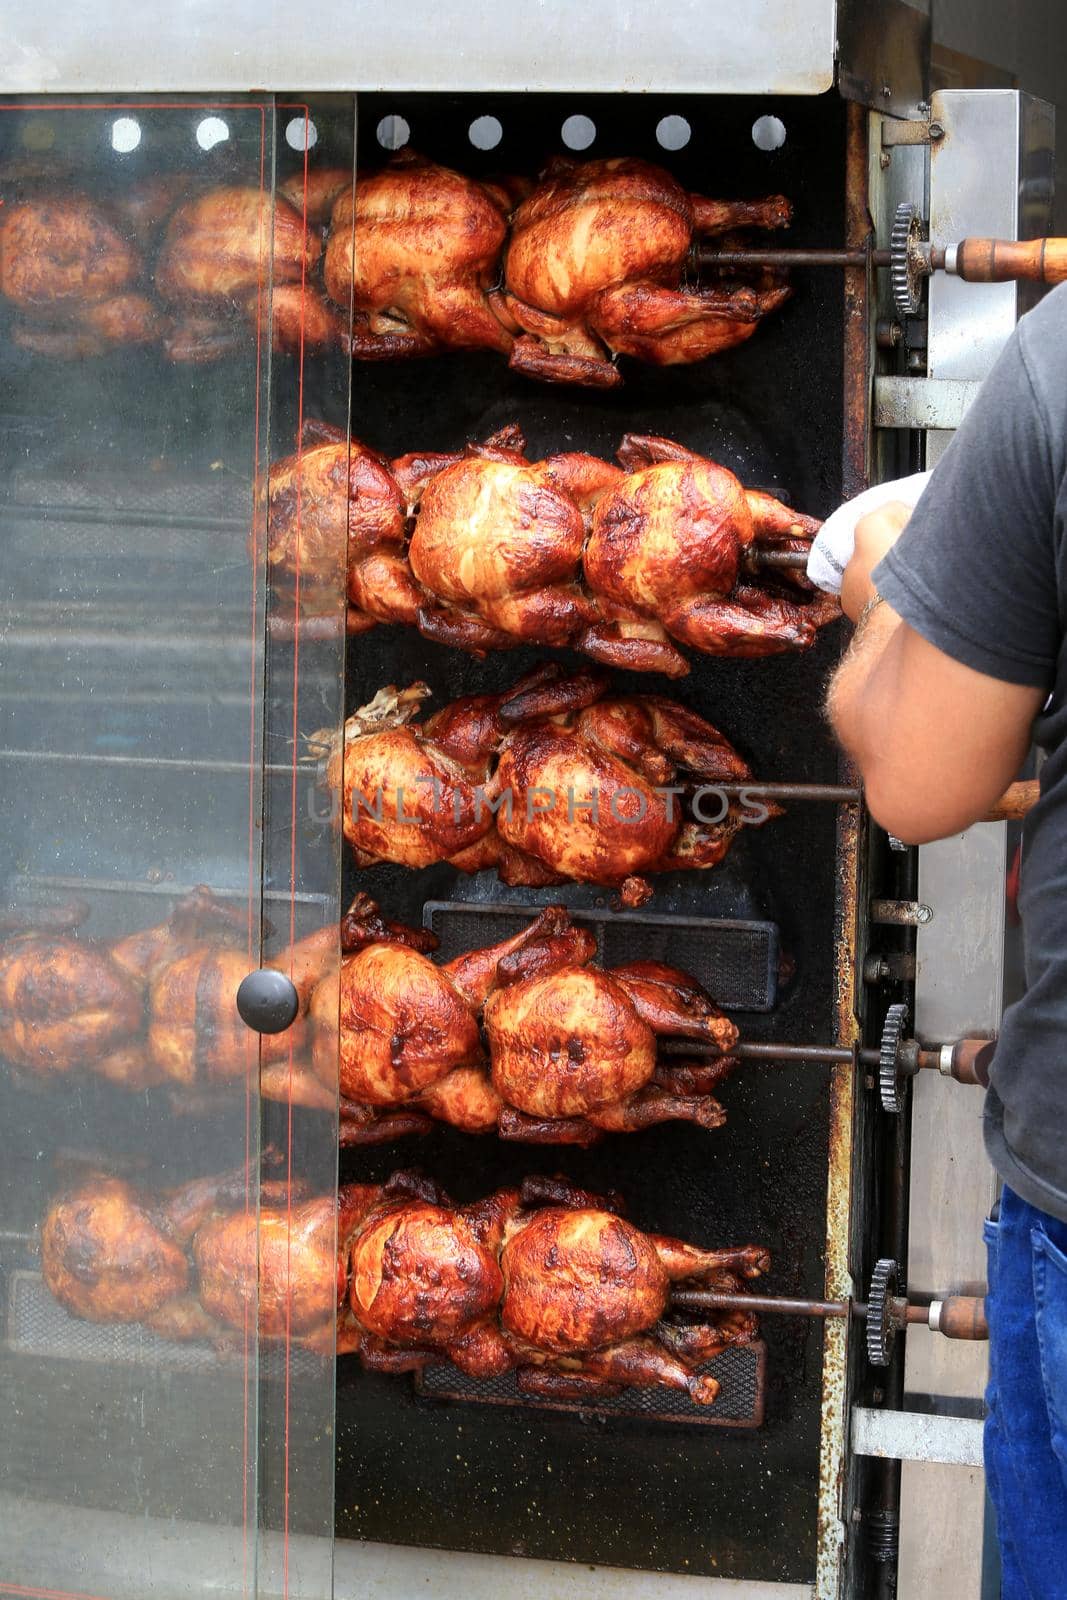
[840,501,913,622]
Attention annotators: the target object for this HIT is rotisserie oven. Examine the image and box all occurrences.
[0,6,1061,1598]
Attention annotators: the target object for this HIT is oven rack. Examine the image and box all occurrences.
[424,900,781,1013]
[414,1341,767,1429]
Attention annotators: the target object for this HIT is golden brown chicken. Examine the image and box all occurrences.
[41,1166,261,1336]
[0,923,145,1081]
[323,151,514,359]
[407,433,613,653]
[485,952,737,1144]
[308,897,737,1146]
[0,889,337,1100]
[271,1170,769,1403]
[156,186,328,360]
[322,664,766,903]
[267,423,832,672]
[494,156,792,386]
[0,193,166,356]
[43,1167,769,1406]
[580,433,839,672]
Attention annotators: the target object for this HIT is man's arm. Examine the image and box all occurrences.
[828,546,1042,843]
[824,290,1063,848]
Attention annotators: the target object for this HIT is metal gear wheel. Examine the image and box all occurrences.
[890,201,925,319]
[866,1257,900,1368]
[879,1001,910,1114]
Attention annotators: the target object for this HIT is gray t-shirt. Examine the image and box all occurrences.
[873,282,1067,1222]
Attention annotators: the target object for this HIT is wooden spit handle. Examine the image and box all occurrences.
[984,778,1040,821]
[951,237,1067,286]
[945,1039,995,1088]
[930,1296,989,1342]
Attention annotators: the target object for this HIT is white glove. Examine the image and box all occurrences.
[807,472,932,595]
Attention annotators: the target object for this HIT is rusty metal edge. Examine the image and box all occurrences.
[815,95,872,1600]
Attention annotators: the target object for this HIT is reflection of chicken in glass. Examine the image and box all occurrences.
[155,186,337,359]
[0,194,166,356]
[0,889,334,1095]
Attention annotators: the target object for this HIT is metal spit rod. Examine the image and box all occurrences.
[0,755,1037,821]
[748,547,814,571]
[695,237,1067,285]
[670,1286,988,1342]
[732,1040,941,1074]
[715,778,1036,820]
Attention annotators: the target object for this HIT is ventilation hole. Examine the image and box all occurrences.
[656,115,691,152]
[196,116,230,152]
[110,117,141,154]
[561,114,596,152]
[285,116,319,152]
[751,115,787,152]
[469,114,503,151]
[376,114,410,152]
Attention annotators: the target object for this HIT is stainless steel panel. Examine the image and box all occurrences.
[852,1408,985,1467]
[0,0,836,94]
[927,90,1053,378]
[872,374,980,429]
[836,0,930,119]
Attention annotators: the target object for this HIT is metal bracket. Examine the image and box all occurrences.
[874,376,982,431]
[870,899,933,927]
[881,119,945,147]
[851,1407,984,1467]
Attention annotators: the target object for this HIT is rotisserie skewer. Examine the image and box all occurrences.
[40,1167,770,1406]
[267,423,836,673]
[673,1257,988,1368]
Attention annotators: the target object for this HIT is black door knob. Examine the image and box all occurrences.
[236,969,300,1034]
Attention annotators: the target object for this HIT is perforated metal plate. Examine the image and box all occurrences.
[414,1341,766,1429]
[424,902,780,1012]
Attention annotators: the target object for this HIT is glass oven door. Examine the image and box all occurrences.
[0,94,351,1600]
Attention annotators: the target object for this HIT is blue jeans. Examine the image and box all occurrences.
[984,1185,1067,1598]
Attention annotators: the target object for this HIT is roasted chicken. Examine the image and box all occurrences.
[316,150,792,385]
[267,423,832,671]
[493,156,792,386]
[323,151,514,360]
[41,1165,265,1337]
[0,889,335,1098]
[321,663,768,904]
[155,185,331,360]
[582,433,837,670]
[2,157,796,379]
[0,194,166,357]
[310,897,737,1146]
[42,1166,769,1407]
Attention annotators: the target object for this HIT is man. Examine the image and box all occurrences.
[828,281,1067,1599]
